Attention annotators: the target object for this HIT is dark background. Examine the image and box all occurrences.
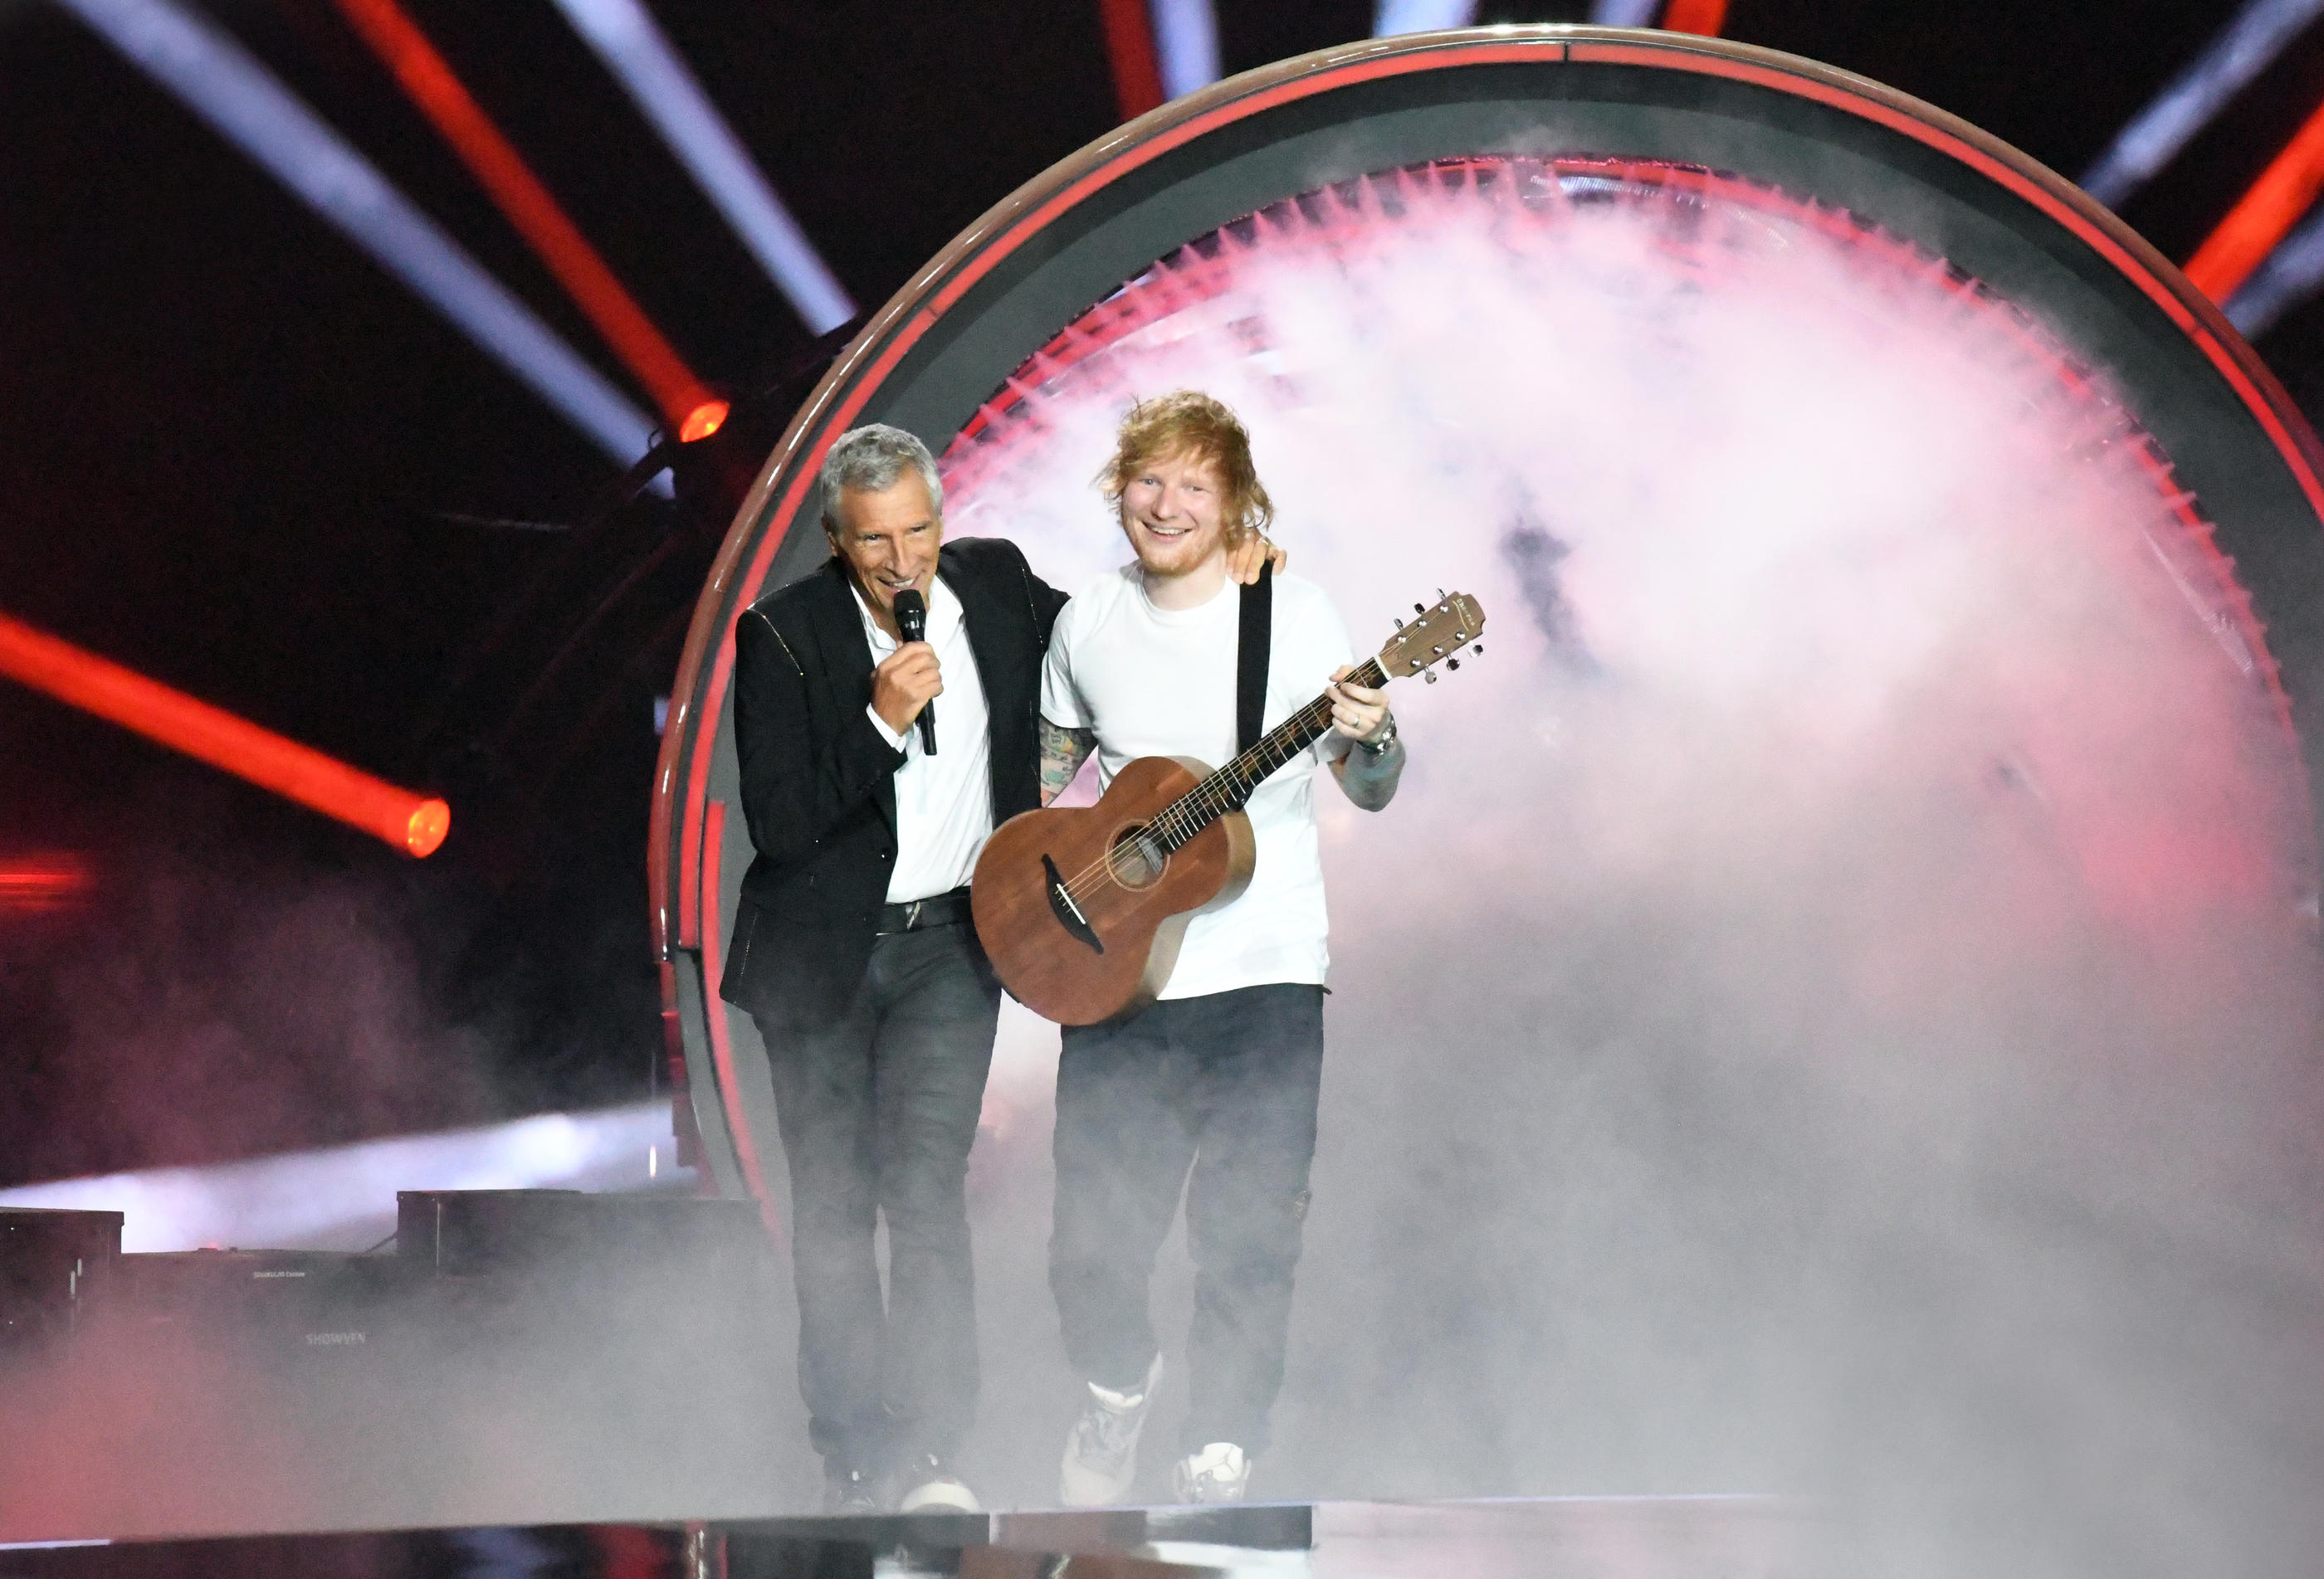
[5,0,2322,1186]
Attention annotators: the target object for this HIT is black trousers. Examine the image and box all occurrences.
[1049,983,1326,1456]
[752,922,1001,1474]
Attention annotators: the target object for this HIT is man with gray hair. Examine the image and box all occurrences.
[721,422,1275,1512]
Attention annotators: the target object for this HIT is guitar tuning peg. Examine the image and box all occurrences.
[1393,616,1404,628]
[1472,644,1483,657]
[1413,602,1425,615]
[1424,670,1438,685]
[1447,658,1461,671]
[1437,587,1447,600]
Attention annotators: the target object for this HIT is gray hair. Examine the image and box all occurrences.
[820,424,943,533]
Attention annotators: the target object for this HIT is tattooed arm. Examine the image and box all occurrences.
[1039,718,1097,806]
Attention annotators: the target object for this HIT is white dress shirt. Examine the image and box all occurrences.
[855,574,994,904]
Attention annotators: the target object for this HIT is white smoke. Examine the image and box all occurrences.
[932,166,2324,1576]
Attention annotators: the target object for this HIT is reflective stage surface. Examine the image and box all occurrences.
[0,1496,1827,1578]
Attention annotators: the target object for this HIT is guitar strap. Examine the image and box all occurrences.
[1236,559,1272,753]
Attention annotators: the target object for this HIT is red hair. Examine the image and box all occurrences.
[1096,390,1273,543]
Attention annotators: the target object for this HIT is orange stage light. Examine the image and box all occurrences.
[679,398,730,443]
[0,611,450,858]
[330,0,712,430]
[1661,0,1729,36]
[2185,95,2324,304]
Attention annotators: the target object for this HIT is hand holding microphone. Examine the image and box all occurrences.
[891,587,938,756]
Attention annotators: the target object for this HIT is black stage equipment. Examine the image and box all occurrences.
[95,1249,408,1367]
[393,1187,765,1278]
[0,1207,120,1352]
[0,1193,791,1541]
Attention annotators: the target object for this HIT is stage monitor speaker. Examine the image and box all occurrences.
[394,1189,766,1279]
[97,1249,413,1365]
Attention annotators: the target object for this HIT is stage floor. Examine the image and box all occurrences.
[0,1496,1828,1578]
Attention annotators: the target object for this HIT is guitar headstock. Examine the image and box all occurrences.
[1377,591,1486,680]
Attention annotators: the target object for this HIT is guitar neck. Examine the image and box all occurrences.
[1149,656,1390,855]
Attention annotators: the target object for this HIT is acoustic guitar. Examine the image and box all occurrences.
[971,591,1485,1025]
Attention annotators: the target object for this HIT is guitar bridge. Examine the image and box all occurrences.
[1042,853,1105,954]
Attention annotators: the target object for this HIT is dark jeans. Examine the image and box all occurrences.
[1050,983,1326,1456]
[752,922,1000,1474]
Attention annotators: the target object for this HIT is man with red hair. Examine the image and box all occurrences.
[1039,391,1406,1503]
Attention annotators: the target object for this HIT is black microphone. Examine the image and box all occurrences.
[892,587,936,755]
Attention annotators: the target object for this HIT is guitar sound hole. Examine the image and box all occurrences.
[1106,826,1167,889]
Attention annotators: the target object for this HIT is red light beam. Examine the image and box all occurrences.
[2185,92,2324,304]
[1097,0,1165,121]
[1661,0,1728,35]
[0,852,93,914]
[0,611,450,858]
[330,0,716,435]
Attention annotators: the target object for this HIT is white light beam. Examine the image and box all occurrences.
[2224,202,2324,337]
[1375,0,1478,34]
[1590,0,1662,25]
[56,0,660,470]
[0,1102,681,1253]
[547,0,855,335]
[2082,0,2324,208]
[1150,0,1219,101]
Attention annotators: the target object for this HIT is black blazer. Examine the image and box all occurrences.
[720,535,1069,1026]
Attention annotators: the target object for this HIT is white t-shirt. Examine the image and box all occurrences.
[854,575,994,903]
[1040,566,1356,999]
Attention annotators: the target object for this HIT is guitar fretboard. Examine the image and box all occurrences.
[1147,656,1390,855]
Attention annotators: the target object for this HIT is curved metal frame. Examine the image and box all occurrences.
[648,25,2324,1201]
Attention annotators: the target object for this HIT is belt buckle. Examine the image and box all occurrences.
[905,899,924,930]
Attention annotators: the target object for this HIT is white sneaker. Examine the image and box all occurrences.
[1059,1352,1164,1506]
[1171,1441,1250,1503]
[896,1474,980,1514]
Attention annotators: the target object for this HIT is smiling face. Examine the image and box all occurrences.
[1118,446,1231,584]
[828,469,943,631]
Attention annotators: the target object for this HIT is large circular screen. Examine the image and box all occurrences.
[650,28,2324,1561]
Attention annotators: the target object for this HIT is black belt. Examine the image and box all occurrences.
[874,885,974,935]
